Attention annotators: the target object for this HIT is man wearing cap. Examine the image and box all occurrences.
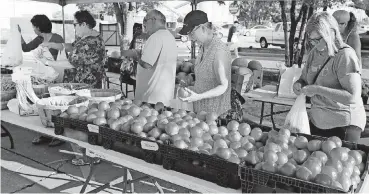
[122,10,178,106]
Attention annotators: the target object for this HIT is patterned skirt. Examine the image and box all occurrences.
[63,68,106,89]
[218,89,245,122]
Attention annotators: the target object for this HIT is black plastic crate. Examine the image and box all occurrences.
[239,133,369,193]
[99,126,162,165]
[51,115,101,145]
[160,143,241,189]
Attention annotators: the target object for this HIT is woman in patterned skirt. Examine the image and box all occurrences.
[43,10,106,166]
[43,10,106,89]
[178,10,244,121]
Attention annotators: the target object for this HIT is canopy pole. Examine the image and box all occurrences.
[62,5,66,40]
[191,1,197,59]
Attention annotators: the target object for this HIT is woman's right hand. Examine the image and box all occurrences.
[293,81,303,95]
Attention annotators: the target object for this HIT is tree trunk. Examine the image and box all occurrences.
[288,0,297,67]
[297,5,308,67]
[113,2,127,55]
[297,5,315,67]
[280,0,290,67]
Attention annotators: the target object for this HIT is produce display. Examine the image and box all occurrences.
[31,76,55,85]
[244,129,367,192]
[1,76,16,92]
[176,60,195,87]
[55,97,368,193]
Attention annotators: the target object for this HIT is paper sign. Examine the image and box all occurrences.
[86,149,105,160]
[87,124,99,133]
[141,141,159,151]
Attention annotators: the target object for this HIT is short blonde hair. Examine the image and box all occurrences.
[201,22,218,36]
[305,12,345,56]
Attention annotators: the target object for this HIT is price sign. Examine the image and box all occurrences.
[87,124,99,133]
[229,3,239,15]
[141,141,159,151]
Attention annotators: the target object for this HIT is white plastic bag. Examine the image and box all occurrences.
[284,94,310,134]
[1,24,23,67]
[24,46,59,82]
[278,64,302,98]
[48,48,74,83]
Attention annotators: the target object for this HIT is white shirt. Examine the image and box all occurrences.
[135,29,178,106]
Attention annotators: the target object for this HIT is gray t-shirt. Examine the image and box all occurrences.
[301,45,366,130]
[135,30,178,106]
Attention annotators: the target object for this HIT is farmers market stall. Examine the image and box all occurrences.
[243,85,312,129]
[1,110,239,193]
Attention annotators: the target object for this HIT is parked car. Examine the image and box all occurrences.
[358,25,369,34]
[360,31,369,50]
[255,22,301,48]
[243,25,271,36]
[218,24,233,38]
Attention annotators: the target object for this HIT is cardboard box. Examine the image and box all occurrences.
[231,73,254,94]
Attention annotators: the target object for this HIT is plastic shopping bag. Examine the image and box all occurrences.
[284,94,310,134]
[26,46,59,83]
[48,48,74,83]
[1,24,23,67]
[278,64,302,98]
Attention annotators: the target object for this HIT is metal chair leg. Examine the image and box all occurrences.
[1,124,14,149]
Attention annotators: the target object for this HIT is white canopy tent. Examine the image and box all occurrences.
[28,0,244,58]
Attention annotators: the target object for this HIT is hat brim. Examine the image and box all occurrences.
[178,25,193,35]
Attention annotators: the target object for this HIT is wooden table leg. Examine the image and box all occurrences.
[260,102,265,125]
[1,123,14,149]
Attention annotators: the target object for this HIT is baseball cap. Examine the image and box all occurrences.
[179,10,208,35]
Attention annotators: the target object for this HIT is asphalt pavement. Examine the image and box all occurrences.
[1,122,191,193]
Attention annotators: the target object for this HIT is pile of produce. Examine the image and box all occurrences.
[176,60,195,86]
[1,76,16,92]
[244,129,366,192]
[31,76,55,85]
[58,98,367,192]
[59,98,265,163]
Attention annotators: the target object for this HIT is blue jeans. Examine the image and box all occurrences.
[309,122,362,143]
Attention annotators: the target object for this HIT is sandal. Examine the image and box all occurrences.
[71,158,101,166]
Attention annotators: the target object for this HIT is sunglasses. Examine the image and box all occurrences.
[73,23,82,27]
[308,36,323,45]
[188,24,202,36]
[143,17,156,23]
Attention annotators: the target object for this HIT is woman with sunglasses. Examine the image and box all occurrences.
[333,10,361,66]
[43,10,105,166]
[18,14,65,147]
[178,10,244,121]
[293,12,365,142]
[43,10,106,89]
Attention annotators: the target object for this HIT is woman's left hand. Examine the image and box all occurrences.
[178,88,203,102]
[301,85,320,97]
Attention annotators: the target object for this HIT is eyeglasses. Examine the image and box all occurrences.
[73,23,81,27]
[143,17,156,23]
[188,24,202,37]
[308,36,323,45]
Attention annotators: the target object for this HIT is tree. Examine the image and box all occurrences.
[77,2,159,54]
[352,0,369,17]
[238,1,280,27]
[279,0,346,67]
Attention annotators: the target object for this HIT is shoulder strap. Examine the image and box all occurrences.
[312,46,349,84]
